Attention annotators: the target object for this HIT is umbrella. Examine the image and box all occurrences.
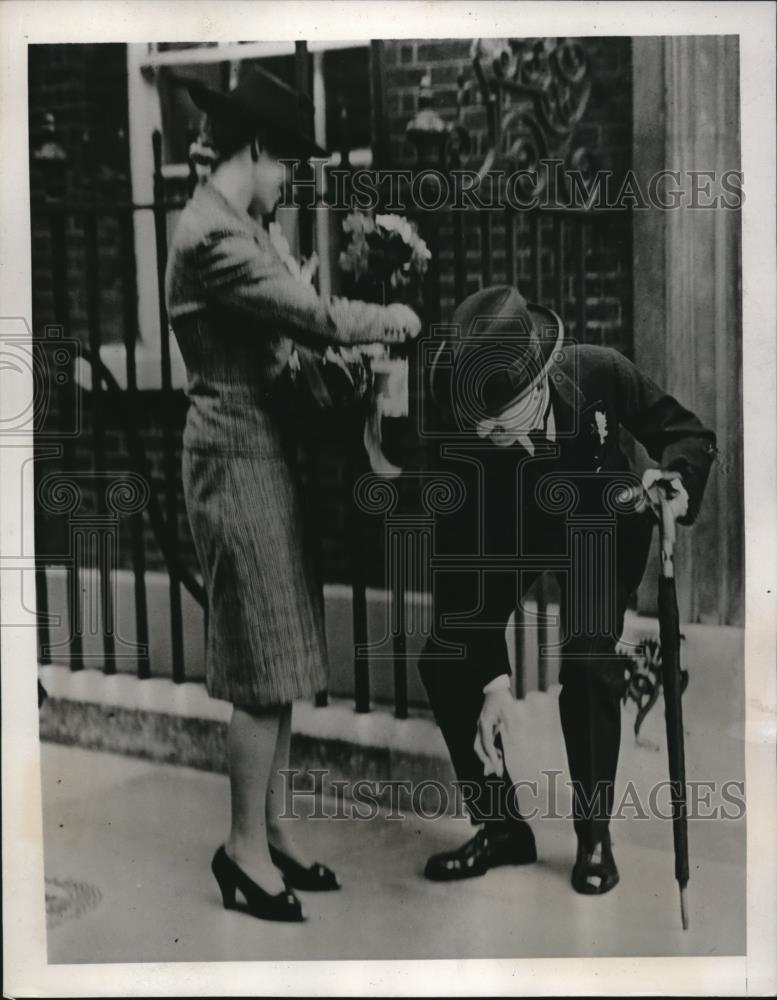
[656,491,690,931]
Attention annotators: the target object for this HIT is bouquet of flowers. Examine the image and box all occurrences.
[338,210,432,304]
[274,213,430,475]
[339,212,431,472]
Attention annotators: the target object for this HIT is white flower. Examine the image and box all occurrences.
[412,240,432,265]
[343,211,375,237]
[594,410,608,444]
[339,211,433,289]
[376,213,414,245]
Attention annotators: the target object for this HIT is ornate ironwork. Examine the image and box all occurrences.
[467,38,593,192]
[621,636,689,747]
[406,37,595,200]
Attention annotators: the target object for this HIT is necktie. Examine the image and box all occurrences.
[527,396,554,452]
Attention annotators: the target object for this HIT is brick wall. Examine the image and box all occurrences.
[29,44,134,348]
[381,37,633,352]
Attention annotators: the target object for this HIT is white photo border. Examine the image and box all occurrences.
[1,1,774,996]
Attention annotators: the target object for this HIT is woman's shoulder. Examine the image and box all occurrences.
[173,183,262,253]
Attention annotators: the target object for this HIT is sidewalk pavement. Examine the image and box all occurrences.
[40,623,745,963]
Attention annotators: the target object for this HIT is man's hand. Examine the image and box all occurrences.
[618,469,690,522]
[641,468,689,522]
[474,687,517,777]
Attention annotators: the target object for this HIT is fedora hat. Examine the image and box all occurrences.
[176,65,328,160]
[428,284,564,429]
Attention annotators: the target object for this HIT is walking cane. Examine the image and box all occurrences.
[656,490,691,931]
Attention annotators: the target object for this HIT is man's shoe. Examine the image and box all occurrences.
[571,834,620,895]
[424,825,537,882]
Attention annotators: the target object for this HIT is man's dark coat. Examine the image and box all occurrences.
[419,343,717,844]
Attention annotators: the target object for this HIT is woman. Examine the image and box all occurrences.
[165,67,420,923]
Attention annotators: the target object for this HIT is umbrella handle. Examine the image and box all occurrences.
[658,494,676,579]
[622,478,679,578]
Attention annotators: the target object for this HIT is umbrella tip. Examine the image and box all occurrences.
[680,886,690,930]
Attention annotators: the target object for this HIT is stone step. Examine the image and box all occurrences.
[38,662,563,807]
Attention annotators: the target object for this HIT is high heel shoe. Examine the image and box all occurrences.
[269,844,340,891]
[211,846,304,921]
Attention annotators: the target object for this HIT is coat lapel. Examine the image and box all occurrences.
[548,358,610,470]
[548,360,586,450]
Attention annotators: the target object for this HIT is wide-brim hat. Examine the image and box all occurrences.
[428,284,564,429]
[177,65,328,160]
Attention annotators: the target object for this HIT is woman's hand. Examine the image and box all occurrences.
[383,304,422,344]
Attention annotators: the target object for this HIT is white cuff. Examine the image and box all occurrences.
[483,674,511,695]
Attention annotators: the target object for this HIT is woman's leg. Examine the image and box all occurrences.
[224,704,286,893]
[265,704,314,867]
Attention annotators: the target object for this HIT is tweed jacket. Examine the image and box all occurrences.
[165,181,398,453]
[165,182,413,704]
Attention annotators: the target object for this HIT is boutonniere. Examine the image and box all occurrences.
[594,409,608,445]
[583,405,609,471]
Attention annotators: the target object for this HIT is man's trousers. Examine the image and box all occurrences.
[418,513,654,849]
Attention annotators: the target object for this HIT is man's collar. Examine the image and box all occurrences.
[547,351,588,438]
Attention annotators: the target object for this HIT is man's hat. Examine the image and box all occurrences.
[177,65,328,160]
[428,284,564,429]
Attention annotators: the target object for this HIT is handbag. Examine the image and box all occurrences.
[270,343,372,446]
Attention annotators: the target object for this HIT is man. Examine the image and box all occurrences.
[418,284,716,894]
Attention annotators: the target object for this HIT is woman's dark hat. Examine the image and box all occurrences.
[428,284,564,429]
[176,66,328,160]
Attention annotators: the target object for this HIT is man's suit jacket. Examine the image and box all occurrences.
[430,343,717,684]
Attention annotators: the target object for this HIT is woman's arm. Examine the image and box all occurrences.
[196,230,419,346]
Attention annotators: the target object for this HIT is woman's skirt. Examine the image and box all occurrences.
[182,436,329,707]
